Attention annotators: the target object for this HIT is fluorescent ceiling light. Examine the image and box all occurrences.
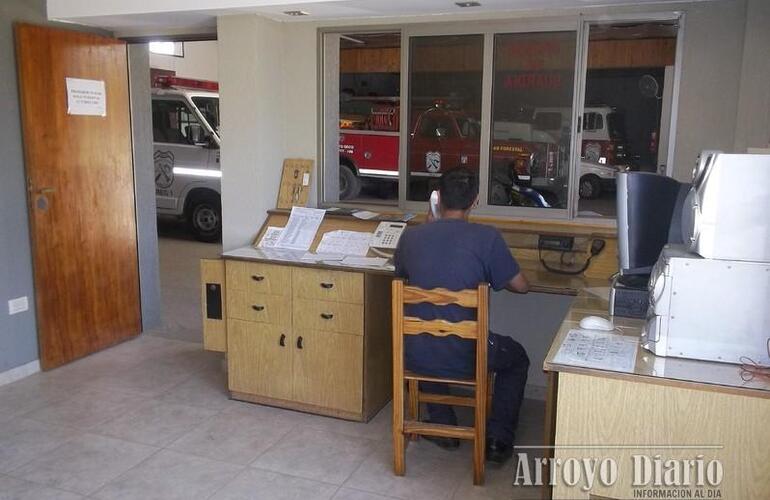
[283,10,309,16]
[455,1,481,7]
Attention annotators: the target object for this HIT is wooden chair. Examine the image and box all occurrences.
[392,279,490,485]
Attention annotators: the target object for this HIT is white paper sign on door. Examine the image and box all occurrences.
[65,78,106,116]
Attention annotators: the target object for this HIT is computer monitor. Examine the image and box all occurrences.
[616,172,689,276]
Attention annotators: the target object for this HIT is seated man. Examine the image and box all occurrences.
[394,167,530,465]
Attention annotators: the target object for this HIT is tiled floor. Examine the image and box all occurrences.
[0,335,545,499]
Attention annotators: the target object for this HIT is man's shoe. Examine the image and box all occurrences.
[485,438,513,465]
[423,435,461,450]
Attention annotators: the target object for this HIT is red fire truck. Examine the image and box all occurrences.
[338,99,560,204]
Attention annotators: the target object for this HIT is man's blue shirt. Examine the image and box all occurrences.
[393,218,520,377]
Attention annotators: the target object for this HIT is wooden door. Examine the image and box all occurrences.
[227,320,293,401]
[15,24,141,369]
[293,330,363,413]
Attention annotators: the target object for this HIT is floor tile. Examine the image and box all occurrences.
[167,404,296,465]
[0,474,85,500]
[94,449,242,500]
[333,488,399,500]
[304,403,391,442]
[0,376,76,421]
[21,387,147,430]
[156,366,230,411]
[344,441,467,500]
[94,399,219,446]
[11,433,157,496]
[0,419,78,474]
[451,457,541,500]
[210,468,338,500]
[252,427,375,485]
[85,357,195,398]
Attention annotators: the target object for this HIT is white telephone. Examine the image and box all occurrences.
[370,221,406,249]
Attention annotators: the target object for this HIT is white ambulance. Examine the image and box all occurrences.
[151,76,221,241]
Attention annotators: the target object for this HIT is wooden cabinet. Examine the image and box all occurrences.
[203,257,392,421]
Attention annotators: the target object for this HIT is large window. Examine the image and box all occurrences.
[321,16,681,221]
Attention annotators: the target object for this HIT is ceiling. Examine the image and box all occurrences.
[47,0,704,37]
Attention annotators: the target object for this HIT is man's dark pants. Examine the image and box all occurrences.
[414,334,529,446]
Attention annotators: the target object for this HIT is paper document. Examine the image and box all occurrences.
[316,230,372,256]
[301,252,345,262]
[256,226,283,248]
[341,256,389,267]
[552,329,638,373]
[274,207,325,251]
[352,210,379,220]
[66,78,106,116]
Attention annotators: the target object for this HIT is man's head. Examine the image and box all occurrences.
[438,167,479,217]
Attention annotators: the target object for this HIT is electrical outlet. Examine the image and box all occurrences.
[8,296,29,315]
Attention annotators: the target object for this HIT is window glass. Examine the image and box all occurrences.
[489,32,576,209]
[578,21,678,217]
[337,32,401,203]
[151,99,205,145]
[407,35,484,202]
[191,96,220,133]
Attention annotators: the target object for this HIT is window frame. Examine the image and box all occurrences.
[317,10,685,226]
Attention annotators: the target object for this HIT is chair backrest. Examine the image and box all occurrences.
[392,279,489,373]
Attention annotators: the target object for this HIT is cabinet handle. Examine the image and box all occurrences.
[296,336,304,349]
[251,275,265,282]
[251,305,265,311]
[320,282,334,289]
[320,313,334,320]
[279,334,286,347]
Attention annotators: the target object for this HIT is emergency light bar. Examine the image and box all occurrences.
[153,75,219,92]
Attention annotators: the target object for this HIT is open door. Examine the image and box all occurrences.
[15,24,141,370]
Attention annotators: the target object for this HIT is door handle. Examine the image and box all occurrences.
[251,305,265,311]
[37,187,56,194]
[251,275,265,282]
[296,336,303,349]
[320,313,334,320]
[320,282,334,289]
[279,334,286,347]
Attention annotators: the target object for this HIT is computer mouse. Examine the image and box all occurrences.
[579,315,615,331]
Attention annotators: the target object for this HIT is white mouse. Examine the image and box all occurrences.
[579,315,615,331]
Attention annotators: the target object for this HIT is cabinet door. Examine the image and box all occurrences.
[227,319,293,401]
[293,330,363,414]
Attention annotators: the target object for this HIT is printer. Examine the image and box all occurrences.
[641,151,770,365]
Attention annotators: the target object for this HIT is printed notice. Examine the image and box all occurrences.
[257,227,283,248]
[274,207,325,251]
[553,329,638,373]
[316,230,372,256]
[66,78,106,116]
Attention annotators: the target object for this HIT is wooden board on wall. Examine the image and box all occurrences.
[276,159,314,209]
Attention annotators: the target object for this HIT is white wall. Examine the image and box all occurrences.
[218,16,317,250]
[150,40,218,81]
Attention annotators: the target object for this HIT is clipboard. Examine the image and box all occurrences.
[276,159,314,209]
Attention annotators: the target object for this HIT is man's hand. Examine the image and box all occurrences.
[506,272,529,293]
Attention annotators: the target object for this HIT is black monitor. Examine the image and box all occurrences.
[616,172,689,276]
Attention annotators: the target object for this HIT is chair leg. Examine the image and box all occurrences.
[407,379,420,441]
[393,380,406,476]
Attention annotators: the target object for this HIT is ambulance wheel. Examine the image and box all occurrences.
[188,194,222,242]
[339,164,361,200]
[579,175,601,200]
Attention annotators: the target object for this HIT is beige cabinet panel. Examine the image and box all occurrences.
[227,320,293,401]
[292,268,363,304]
[226,260,292,296]
[293,298,364,336]
[227,290,292,327]
[201,259,226,352]
[292,330,363,413]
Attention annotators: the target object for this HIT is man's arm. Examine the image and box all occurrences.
[505,271,529,294]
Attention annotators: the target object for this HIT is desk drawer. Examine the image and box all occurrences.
[226,261,291,296]
[227,290,292,326]
[294,299,363,336]
[292,268,363,304]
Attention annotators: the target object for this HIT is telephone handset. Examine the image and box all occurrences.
[429,190,440,219]
[370,221,406,249]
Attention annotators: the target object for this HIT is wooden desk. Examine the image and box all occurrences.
[200,211,619,421]
[542,289,770,499]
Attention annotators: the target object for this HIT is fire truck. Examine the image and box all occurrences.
[151,75,221,241]
[338,100,561,206]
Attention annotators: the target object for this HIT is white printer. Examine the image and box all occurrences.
[681,151,770,262]
[641,245,770,365]
[642,151,770,365]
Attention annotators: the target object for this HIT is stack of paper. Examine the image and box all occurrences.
[315,230,372,256]
[256,207,325,251]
